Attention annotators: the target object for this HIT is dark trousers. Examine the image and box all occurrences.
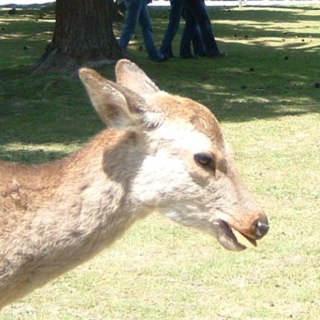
[180,0,221,57]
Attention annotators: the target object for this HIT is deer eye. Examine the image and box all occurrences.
[194,153,214,166]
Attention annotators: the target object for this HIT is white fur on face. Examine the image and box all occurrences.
[130,121,214,208]
[128,118,246,240]
[149,120,213,155]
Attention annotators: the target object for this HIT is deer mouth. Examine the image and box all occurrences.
[215,219,257,251]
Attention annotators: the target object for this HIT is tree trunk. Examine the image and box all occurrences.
[34,0,125,73]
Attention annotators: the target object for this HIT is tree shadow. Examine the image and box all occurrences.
[152,6,320,122]
[217,6,320,23]
[0,148,69,164]
[1,5,319,162]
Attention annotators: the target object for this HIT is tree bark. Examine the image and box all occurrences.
[34,0,125,73]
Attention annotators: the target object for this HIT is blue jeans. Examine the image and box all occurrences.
[180,0,221,57]
[192,27,206,57]
[159,0,182,58]
[160,0,206,58]
[180,7,205,57]
[119,0,163,60]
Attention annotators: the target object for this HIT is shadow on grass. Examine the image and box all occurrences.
[0,149,69,164]
[1,6,319,162]
[153,5,320,121]
[152,38,320,122]
[216,6,320,23]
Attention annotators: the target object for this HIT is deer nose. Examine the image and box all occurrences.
[254,215,269,239]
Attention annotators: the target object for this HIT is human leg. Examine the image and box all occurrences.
[179,7,197,58]
[138,0,165,61]
[192,25,206,57]
[184,0,222,57]
[159,0,183,58]
[119,0,142,49]
[138,1,159,59]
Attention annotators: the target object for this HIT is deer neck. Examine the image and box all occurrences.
[0,129,150,307]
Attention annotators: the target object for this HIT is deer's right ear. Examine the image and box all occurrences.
[79,68,141,129]
[115,59,160,95]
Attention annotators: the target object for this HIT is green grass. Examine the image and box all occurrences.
[1,5,320,319]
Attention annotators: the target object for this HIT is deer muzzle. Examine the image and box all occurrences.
[214,211,269,251]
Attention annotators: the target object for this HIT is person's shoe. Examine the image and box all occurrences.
[163,53,176,59]
[207,52,226,59]
[180,54,199,59]
[155,56,169,62]
[150,55,169,62]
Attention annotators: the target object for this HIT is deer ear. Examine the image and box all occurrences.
[115,59,160,95]
[79,67,141,129]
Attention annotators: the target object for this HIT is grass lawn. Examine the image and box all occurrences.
[0,4,319,319]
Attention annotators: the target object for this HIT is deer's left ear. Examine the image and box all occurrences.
[79,68,143,129]
[115,59,160,95]
[79,67,164,130]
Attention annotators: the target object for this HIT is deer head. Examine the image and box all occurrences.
[79,59,269,251]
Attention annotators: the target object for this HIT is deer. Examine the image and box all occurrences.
[0,59,268,310]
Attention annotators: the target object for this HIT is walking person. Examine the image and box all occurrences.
[180,0,224,59]
[119,0,166,61]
